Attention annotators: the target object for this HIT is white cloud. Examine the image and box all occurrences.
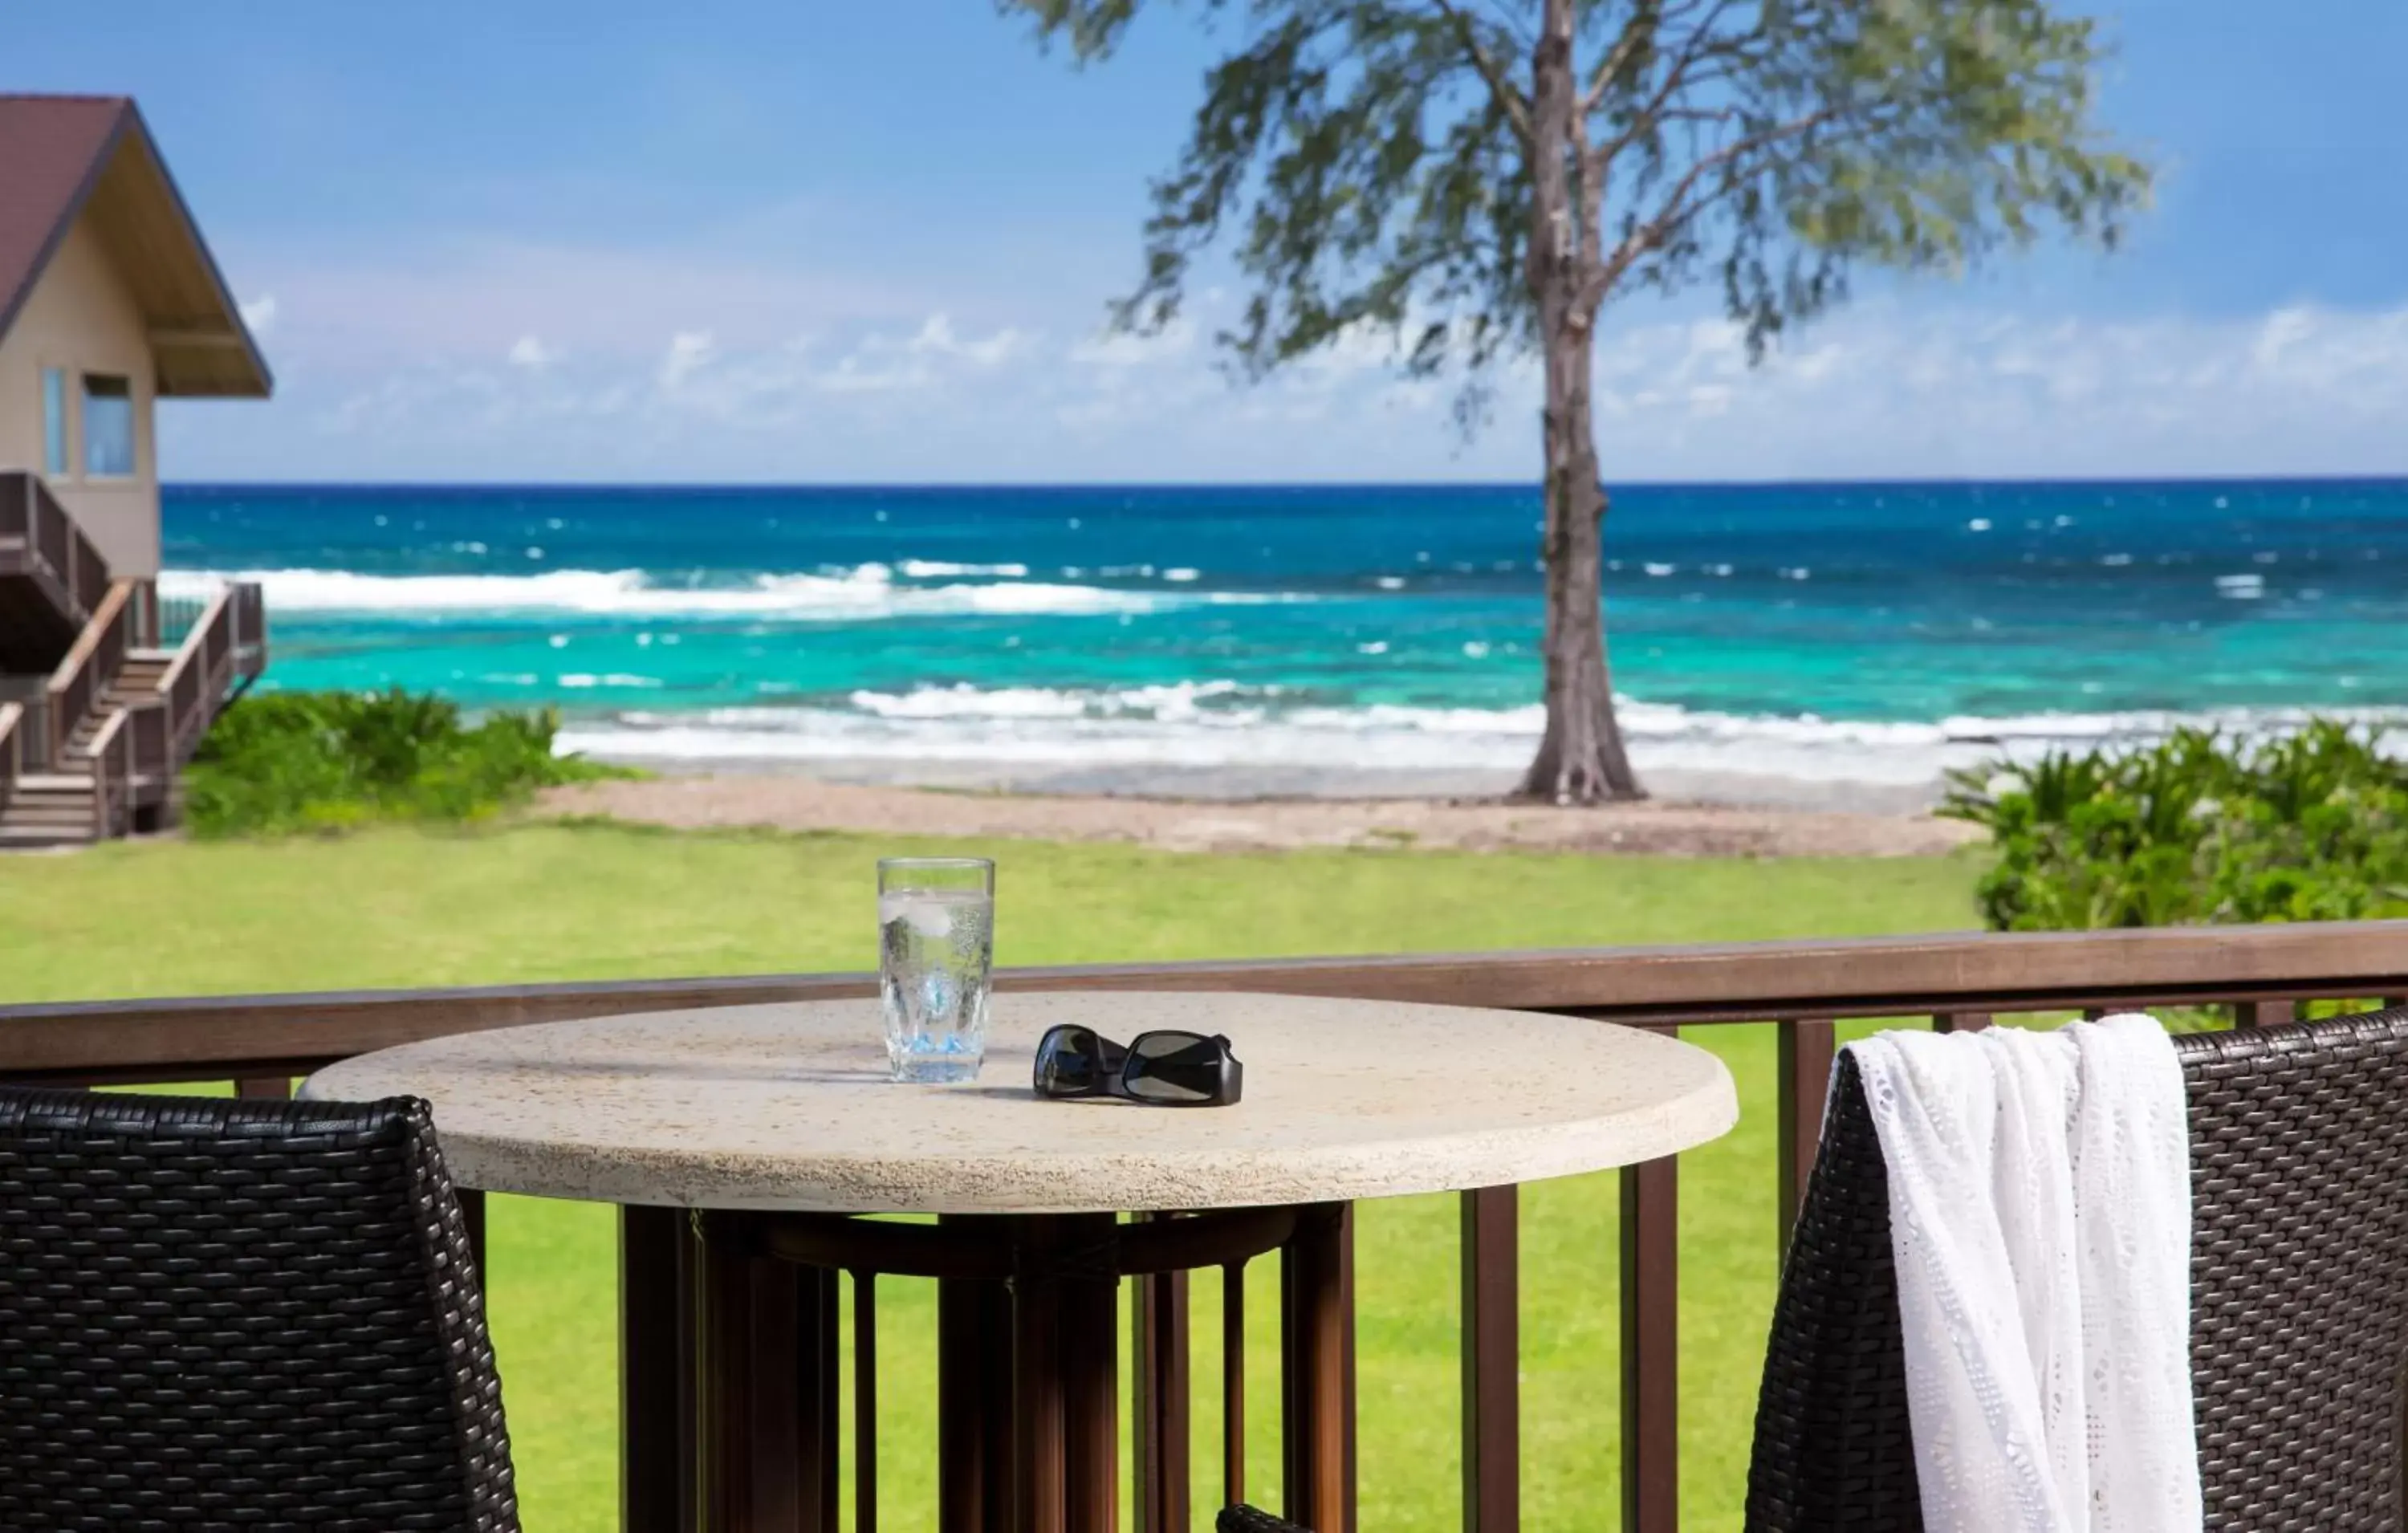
[1572,299,2408,478]
[240,295,278,334]
[659,331,714,390]
[230,238,926,368]
[161,274,2408,483]
[908,312,1027,367]
[812,313,1030,394]
[1068,318,1195,368]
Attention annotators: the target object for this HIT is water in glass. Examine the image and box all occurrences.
[878,865,994,1083]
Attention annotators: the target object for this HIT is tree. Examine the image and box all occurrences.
[1008,0,2149,802]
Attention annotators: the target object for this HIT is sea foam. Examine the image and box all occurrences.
[554,683,2408,787]
[157,565,1178,620]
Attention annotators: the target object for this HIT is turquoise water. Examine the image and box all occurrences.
[162,480,2408,783]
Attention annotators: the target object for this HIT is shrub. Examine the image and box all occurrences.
[1941,720,2408,930]
[183,689,624,837]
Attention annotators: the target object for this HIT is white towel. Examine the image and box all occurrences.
[1846,1015,2201,1532]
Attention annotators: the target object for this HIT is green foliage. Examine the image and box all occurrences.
[1006,0,2151,397]
[182,689,623,837]
[1942,721,2408,929]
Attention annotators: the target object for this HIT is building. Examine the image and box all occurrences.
[0,95,269,844]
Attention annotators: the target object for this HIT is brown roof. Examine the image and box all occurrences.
[0,95,271,398]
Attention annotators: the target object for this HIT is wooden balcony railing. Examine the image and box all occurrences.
[4,921,2406,1531]
[0,471,111,630]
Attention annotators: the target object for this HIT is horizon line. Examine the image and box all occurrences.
[162,471,2408,494]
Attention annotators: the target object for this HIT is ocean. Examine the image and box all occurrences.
[161,480,2408,795]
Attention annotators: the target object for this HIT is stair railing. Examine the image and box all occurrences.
[158,583,242,768]
[130,578,159,649]
[230,580,267,680]
[0,701,22,823]
[131,698,169,787]
[80,707,132,840]
[44,579,136,771]
[156,592,208,649]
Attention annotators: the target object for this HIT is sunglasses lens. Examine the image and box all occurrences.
[1123,1032,1222,1104]
[1036,1027,1107,1095]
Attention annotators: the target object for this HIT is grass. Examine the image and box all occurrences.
[0,822,1984,1531]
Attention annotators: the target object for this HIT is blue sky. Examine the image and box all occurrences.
[15,2,2408,482]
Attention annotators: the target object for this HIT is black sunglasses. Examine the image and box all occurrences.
[1034,1025,1244,1107]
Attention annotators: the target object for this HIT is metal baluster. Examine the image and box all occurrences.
[1619,1157,1678,1533]
[1775,1020,1835,1253]
[1223,1261,1247,1513]
[856,1271,877,1533]
[1460,1185,1519,1533]
[2243,999,2296,1029]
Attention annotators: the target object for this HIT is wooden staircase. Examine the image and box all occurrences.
[0,772,105,848]
[0,475,266,848]
[57,649,173,757]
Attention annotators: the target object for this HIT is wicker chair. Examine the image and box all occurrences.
[1214,1008,2408,1533]
[1747,1006,2408,1531]
[0,1087,518,1531]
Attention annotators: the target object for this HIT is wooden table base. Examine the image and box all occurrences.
[623,1204,1357,1533]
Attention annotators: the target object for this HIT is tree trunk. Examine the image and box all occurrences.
[1515,0,1644,805]
[1516,321,1642,803]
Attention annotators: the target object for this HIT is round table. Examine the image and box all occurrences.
[303,991,1736,1533]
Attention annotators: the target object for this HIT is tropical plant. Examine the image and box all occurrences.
[1005,0,2150,801]
[184,689,624,836]
[1942,721,2408,930]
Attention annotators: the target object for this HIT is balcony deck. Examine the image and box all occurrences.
[5,921,2405,1531]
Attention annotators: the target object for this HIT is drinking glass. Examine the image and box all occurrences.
[877,856,995,1083]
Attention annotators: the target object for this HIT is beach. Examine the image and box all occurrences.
[543,767,1981,856]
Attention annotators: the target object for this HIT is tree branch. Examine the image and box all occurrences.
[1474,0,1536,53]
[1584,0,1747,172]
[1583,106,1841,308]
[1430,0,1533,145]
[1576,9,1660,117]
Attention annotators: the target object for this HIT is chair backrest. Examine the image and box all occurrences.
[0,1088,518,1532]
[1745,1007,2408,1533]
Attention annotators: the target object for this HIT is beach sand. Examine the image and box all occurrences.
[543,767,1981,858]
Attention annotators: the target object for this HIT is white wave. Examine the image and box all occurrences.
[157,565,1173,620]
[897,559,1029,579]
[846,680,1259,722]
[559,688,2408,786]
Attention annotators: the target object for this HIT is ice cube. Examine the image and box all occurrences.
[881,894,968,941]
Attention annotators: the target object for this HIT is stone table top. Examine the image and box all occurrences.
[299,991,1739,1213]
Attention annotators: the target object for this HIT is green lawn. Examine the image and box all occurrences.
[0,823,1983,1531]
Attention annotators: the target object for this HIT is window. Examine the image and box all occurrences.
[82,374,133,478]
[40,368,68,476]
